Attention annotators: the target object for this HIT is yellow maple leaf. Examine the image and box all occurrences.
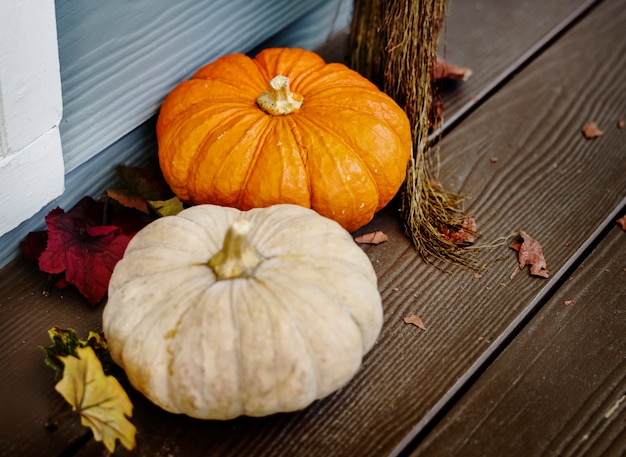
[55,346,136,452]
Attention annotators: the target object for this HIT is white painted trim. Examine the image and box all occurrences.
[0,0,65,235]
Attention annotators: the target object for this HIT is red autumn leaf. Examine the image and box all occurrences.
[21,230,48,262]
[38,197,134,305]
[85,226,120,237]
[581,121,604,139]
[440,216,477,244]
[616,215,626,231]
[355,231,388,245]
[510,231,549,278]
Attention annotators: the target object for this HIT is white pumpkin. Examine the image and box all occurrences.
[103,203,383,419]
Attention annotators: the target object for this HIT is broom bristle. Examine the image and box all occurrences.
[350,0,475,268]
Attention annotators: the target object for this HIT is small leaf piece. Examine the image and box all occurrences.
[581,121,604,139]
[107,165,174,213]
[616,215,626,231]
[56,346,136,453]
[403,314,427,331]
[440,216,477,244]
[148,196,184,217]
[435,57,473,81]
[510,231,549,278]
[355,231,388,245]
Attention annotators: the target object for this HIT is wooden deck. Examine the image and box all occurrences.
[1,0,625,455]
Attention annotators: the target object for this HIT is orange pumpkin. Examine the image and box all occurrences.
[157,47,412,232]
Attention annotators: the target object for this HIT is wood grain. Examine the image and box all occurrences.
[0,258,103,456]
[434,0,599,136]
[409,224,626,457]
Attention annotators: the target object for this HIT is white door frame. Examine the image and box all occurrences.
[0,0,64,236]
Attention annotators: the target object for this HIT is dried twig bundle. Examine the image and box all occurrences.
[350,0,473,266]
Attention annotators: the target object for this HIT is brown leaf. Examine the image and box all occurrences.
[581,121,604,139]
[355,231,388,245]
[616,215,626,231]
[403,314,427,331]
[510,231,549,278]
[440,216,477,244]
[106,189,149,214]
[435,57,473,81]
[107,165,174,213]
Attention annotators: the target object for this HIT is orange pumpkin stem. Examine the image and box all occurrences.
[257,75,303,115]
[208,219,263,280]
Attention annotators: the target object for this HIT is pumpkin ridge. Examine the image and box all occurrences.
[228,280,245,417]
[253,275,321,406]
[233,118,277,209]
[250,278,296,413]
[254,48,325,90]
[299,105,409,208]
[276,254,380,351]
[185,110,270,206]
[293,69,378,97]
[170,279,244,418]
[293,115,379,227]
[161,105,257,199]
[260,270,363,397]
[113,269,213,413]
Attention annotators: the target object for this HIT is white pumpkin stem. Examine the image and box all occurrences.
[256,75,303,115]
[209,219,262,280]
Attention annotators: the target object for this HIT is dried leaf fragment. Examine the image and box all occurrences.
[107,165,174,213]
[355,230,388,245]
[440,216,477,244]
[148,196,184,217]
[510,231,549,278]
[616,215,626,231]
[435,57,473,81]
[403,314,427,331]
[56,346,136,453]
[581,121,604,139]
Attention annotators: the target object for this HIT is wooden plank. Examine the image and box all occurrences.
[434,0,598,136]
[64,0,624,455]
[0,257,103,456]
[408,224,626,457]
[388,0,626,451]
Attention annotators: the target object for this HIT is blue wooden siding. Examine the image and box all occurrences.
[0,0,351,267]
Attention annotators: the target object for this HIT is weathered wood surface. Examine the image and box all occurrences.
[410,225,626,457]
[1,0,624,456]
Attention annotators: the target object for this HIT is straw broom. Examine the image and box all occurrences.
[350,0,473,266]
